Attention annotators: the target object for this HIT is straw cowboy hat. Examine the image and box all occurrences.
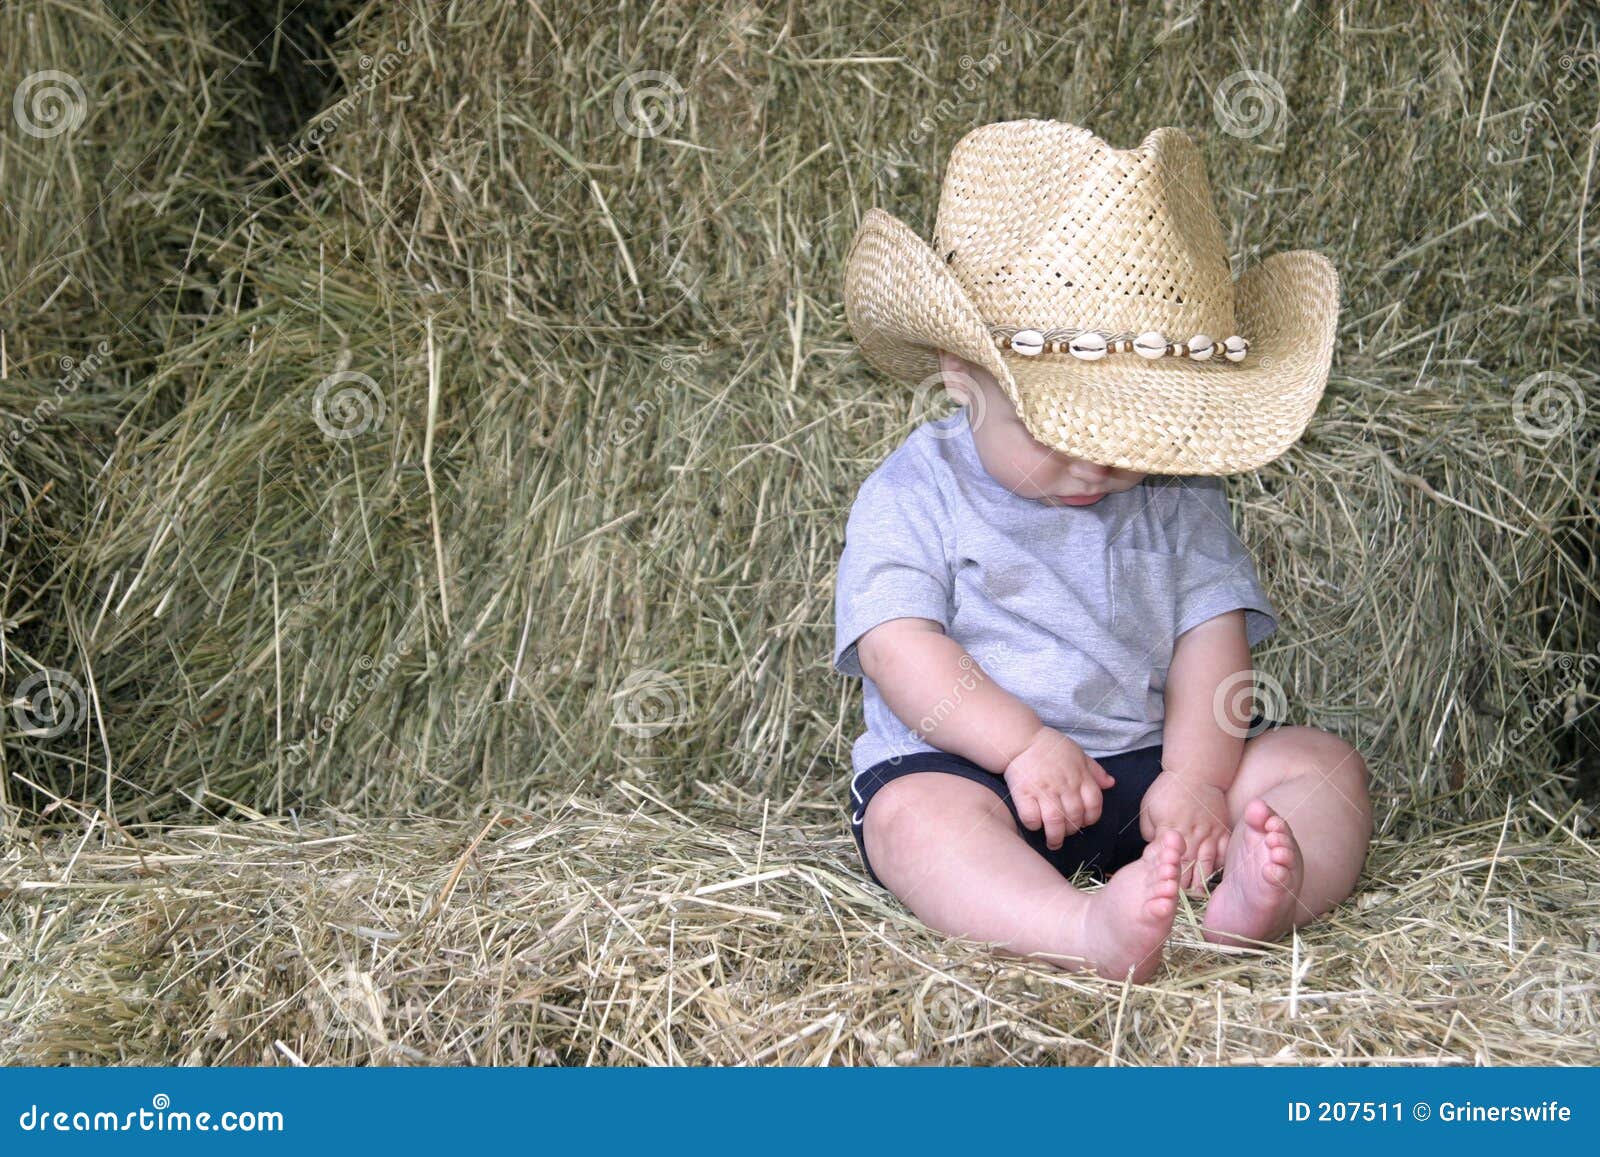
[843,120,1339,474]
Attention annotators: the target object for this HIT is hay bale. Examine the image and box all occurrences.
[4,0,1592,826]
[3,790,1597,1064]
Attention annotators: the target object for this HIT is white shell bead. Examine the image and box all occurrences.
[1133,331,1168,359]
[1068,332,1108,360]
[1010,328,1045,357]
[1223,335,1248,363]
[1187,334,1214,361]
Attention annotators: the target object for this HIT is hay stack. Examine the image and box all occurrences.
[1,0,1597,1063]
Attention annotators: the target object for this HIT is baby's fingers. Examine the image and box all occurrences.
[1040,799,1069,850]
[1088,759,1116,790]
[1013,790,1044,835]
[1192,834,1223,891]
[1058,789,1088,835]
[1077,780,1104,827]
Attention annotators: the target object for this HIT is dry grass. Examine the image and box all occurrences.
[0,0,1597,1064]
[4,788,1598,1065]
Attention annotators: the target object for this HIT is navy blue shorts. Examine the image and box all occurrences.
[849,714,1280,888]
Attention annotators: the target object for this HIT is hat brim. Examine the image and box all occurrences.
[843,207,1339,475]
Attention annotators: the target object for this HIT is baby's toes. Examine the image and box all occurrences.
[1144,867,1180,911]
[1145,889,1178,921]
[1262,859,1293,887]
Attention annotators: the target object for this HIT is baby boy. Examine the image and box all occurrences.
[832,120,1373,982]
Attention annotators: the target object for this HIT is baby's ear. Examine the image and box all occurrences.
[935,349,976,404]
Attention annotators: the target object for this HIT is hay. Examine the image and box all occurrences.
[4,789,1598,1064]
[1,0,1598,1063]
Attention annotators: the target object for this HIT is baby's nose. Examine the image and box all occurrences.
[1067,459,1113,481]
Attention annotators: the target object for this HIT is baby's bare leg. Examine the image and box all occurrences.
[863,773,1187,981]
[1201,725,1373,946]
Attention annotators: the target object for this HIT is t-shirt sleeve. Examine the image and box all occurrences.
[832,461,954,678]
[1169,477,1278,648]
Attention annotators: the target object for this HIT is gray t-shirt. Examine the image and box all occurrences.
[833,409,1277,776]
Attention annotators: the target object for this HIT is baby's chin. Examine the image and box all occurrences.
[1022,482,1141,507]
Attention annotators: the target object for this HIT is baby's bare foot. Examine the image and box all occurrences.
[1201,799,1304,948]
[1066,829,1184,982]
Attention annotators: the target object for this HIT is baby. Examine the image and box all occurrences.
[833,120,1373,982]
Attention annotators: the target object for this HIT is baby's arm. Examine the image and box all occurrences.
[857,617,1115,847]
[1162,609,1253,786]
[1140,609,1253,889]
[857,618,1038,769]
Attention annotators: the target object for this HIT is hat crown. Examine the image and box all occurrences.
[932,122,1236,338]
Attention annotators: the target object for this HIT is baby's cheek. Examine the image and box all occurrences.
[1004,444,1059,492]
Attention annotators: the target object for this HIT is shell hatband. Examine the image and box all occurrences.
[990,326,1250,363]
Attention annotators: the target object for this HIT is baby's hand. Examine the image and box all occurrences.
[1139,772,1232,892]
[1003,727,1116,850]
